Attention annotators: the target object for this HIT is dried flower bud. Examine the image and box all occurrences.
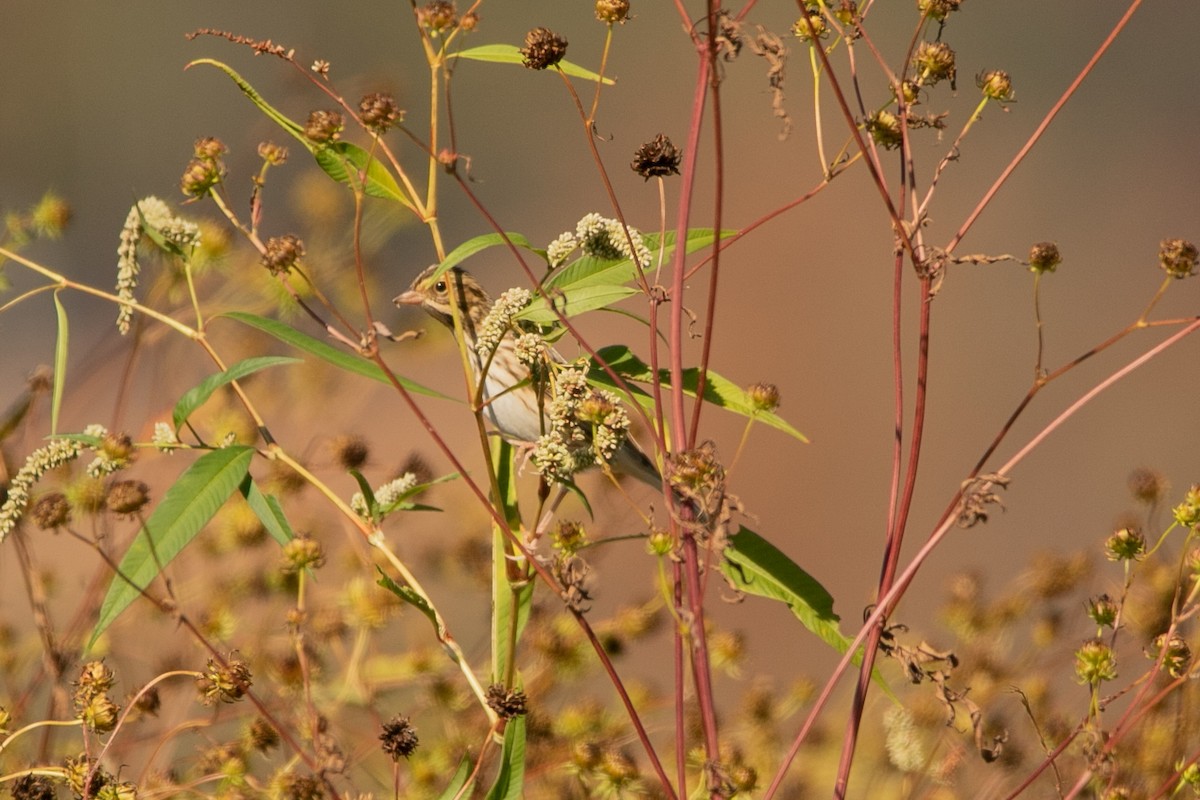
[1028,241,1061,274]
[1075,639,1117,685]
[105,480,150,515]
[31,492,71,529]
[552,520,588,555]
[459,11,479,31]
[1159,238,1198,279]
[1086,594,1119,629]
[1104,527,1145,562]
[79,694,120,733]
[977,69,1014,102]
[418,1,458,35]
[311,60,331,77]
[1174,485,1200,529]
[75,660,116,697]
[64,755,109,798]
[792,6,828,41]
[197,657,253,704]
[282,535,325,572]
[747,382,781,412]
[913,40,956,87]
[1146,633,1192,678]
[918,0,962,21]
[262,234,305,274]
[892,79,921,106]
[359,92,403,133]
[485,684,528,719]
[866,109,903,150]
[595,0,630,23]
[520,27,568,70]
[304,110,345,144]
[193,137,228,160]
[631,134,681,180]
[258,141,289,165]
[380,715,419,760]
[180,158,223,197]
[133,687,161,716]
[276,773,322,800]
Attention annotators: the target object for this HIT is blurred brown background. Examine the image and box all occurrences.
[2,1,1199,683]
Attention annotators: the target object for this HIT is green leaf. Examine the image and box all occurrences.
[89,446,255,648]
[545,228,737,290]
[377,568,445,641]
[173,356,301,433]
[514,284,640,324]
[220,312,452,400]
[435,757,475,800]
[492,440,533,685]
[590,345,809,442]
[484,715,527,800]
[313,141,407,203]
[188,59,409,206]
[238,477,294,547]
[417,231,543,289]
[723,527,892,695]
[453,44,616,85]
[51,291,67,436]
[187,59,304,138]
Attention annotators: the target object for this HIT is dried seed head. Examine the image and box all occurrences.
[276,773,323,800]
[105,480,150,515]
[246,717,281,753]
[892,79,921,106]
[11,776,56,800]
[918,0,962,21]
[359,92,403,133]
[791,7,828,41]
[257,141,289,165]
[913,40,956,87]
[64,754,110,798]
[595,0,630,23]
[31,492,71,529]
[866,109,903,150]
[1146,633,1192,678]
[282,535,325,572]
[418,1,458,35]
[1173,485,1200,528]
[331,435,370,471]
[193,137,228,160]
[1127,466,1167,506]
[31,192,72,238]
[180,157,223,197]
[1075,639,1117,685]
[79,693,120,733]
[1104,527,1146,562]
[133,687,161,716]
[304,110,345,143]
[1086,594,1119,629]
[197,657,253,704]
[459,11,479,31]
[977,69,1014,102]
[1028,241,1061,274]
[485,684,528,719]
[75,660,116,698]
[520,27,568,70]
[262,234,305,274]
[747,382,781,412]
[552,520,588,555]
[1159,238,1199,279]
[630,133,681,180]
[379,715,419,760]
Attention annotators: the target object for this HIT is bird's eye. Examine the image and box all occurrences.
[434,280,446,293]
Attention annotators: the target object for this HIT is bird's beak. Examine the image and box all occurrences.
[393,289,423,307]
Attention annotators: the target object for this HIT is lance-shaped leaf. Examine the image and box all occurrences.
[239,476,294,547]
[220,312,452,400]
[173,356,301,433]
[514,284,640,324]
[89,446,255,647]
[589,345,808,442]
[436,757,475,800]
[452,44,615,85]
[484,715,527,800]
[545,228,736,290]
[187,59,408,205]
[51,291,68,435]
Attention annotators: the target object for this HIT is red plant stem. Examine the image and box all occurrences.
[762,318,1200,799]
[686,36,725,448]
[944,0,1145,254]
[673,563,688,794]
